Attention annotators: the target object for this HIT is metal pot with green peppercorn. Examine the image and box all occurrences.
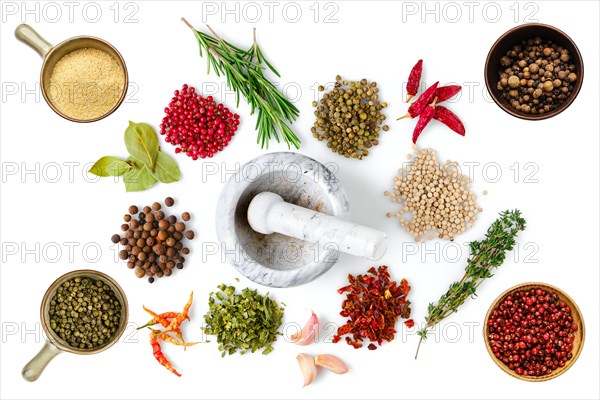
[22,270,128,382]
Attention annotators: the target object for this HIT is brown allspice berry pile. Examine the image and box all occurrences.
[496,37,577,115]
[385,147,481,241]
[111,197,196,283]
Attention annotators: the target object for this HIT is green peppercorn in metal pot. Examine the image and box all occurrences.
[22,270,128,382]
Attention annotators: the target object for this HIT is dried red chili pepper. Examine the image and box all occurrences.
[150,331,181,377]
[435,85,461,103]
[141,307,186,345]
[412,97,437,144]
[406,59,423,102]
[137,311,184,330]
[398,81,439,120]
[434,105,465,136]
[404,319,415,328]
[152,329,199,347]
[164,292,194,349]
[140,309,180,329]
[167,292,194,332]
[333,266,411,350]
[140,292,194,376]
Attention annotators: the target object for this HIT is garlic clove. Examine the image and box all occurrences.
[314,354,349,374]
[291,310,319,346]
[296,353,317,387]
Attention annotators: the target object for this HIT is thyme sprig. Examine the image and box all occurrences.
[415,209,526,359]
[182,18,300,149]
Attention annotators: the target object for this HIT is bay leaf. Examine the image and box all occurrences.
[123,158,157,192]
[124,121,159,170]
[151,152,181,183]
[89,156,130,177]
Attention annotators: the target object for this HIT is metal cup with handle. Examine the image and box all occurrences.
[14,24,128,122]
[22,270,128,382]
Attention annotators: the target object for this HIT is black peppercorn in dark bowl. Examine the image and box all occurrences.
[485,23,584,120]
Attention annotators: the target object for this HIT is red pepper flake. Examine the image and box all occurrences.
[404,319,415,328]
[337,285,352,295]
[334,266,412,350]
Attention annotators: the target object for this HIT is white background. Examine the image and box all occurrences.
[1,1,599,399]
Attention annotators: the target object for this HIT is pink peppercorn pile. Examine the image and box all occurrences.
[487,288,578,377]
[159,84,240,160]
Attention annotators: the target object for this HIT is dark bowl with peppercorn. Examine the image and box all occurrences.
[485,24,584,120]
[483,282,585,382]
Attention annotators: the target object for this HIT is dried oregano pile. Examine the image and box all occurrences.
[312,75,388,160]
[203,284,284,357]
[385,147,481,241]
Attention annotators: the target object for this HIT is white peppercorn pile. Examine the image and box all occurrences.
[385,147,481,241]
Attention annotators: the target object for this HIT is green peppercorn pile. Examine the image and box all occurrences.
[312,75,389,160]
[203,284,284,357]
[48,277,122,350]
[496,37,578,115]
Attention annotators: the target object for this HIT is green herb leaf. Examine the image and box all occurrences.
[181,18,300,149]
[123,158,157,192]
[151,152,181,183]
[203,283,284,357]
[88,156,130,177]
[415,209,526,358]
[124,121,159,170]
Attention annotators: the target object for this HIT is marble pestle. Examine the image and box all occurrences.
[247,192,388,260]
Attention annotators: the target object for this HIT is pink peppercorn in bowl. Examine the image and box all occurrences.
[483,282,585,382]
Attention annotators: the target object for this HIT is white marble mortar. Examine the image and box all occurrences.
[215,152,350,287]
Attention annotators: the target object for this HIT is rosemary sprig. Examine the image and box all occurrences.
[415,209,526,359]
[182,18,300,149]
